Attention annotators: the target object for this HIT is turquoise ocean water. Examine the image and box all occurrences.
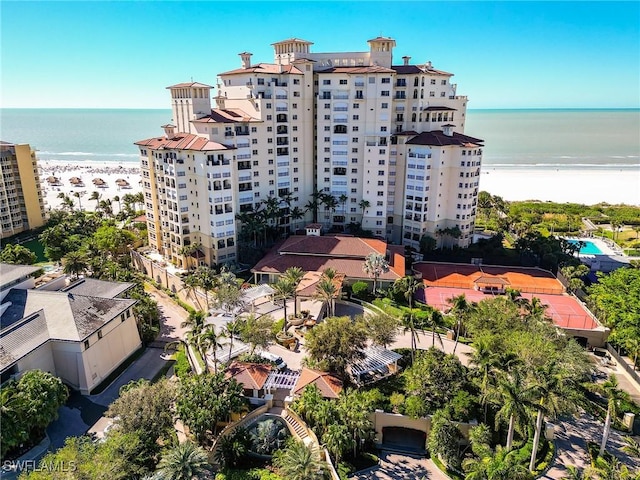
[0,108,638,169]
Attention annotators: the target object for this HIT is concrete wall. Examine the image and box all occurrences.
[16,342,56,377]
[370,410,475,447]
[80,313,142,394]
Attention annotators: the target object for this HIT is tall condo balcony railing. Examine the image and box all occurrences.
[333,106,348,112]
[354,81,365,87]
[276,94,288,99]
[276,107,288,112]
[333,93,349,99]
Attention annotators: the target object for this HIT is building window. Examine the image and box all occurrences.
[381,77,390,84]
[97,330,103,340]
[84,340,90,349]
[339,79,348,85]
[381,91,390,96]
[323,79,331,85]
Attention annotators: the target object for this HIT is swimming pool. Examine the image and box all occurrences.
[567,239,604,255]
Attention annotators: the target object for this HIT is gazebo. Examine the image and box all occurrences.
[240,284,275,313]
[350,346,402,385]
[473,275,510,294]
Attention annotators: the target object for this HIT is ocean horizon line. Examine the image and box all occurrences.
[2,107,639,112]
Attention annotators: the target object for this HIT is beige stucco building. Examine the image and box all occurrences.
[0,264,142,394]
[136,37,483,268]
[0,142,46,239]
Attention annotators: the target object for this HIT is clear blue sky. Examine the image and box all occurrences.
[1,1,639,109]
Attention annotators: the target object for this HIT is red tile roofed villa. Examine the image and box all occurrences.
[413,261,610,347]
[293,368,343,399]
[251,232,404,287]
[225,362,272,398]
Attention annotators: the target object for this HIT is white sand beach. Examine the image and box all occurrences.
[38,160,639,212]
[479,167,640,206]
[40,160,142,212]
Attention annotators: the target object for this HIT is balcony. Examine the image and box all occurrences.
[321,92,331,99]
[333,107,348,112]
[276,107,288,112]
[354,93,364,100]
[276,94,287,99]
[235,129,250,136]
[354,82,365,87]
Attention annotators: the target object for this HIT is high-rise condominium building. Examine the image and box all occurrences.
[0,142,46,239]
[136,37,483,268]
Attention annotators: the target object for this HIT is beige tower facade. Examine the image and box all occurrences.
[0,142,46,239]
[136,37,483,268]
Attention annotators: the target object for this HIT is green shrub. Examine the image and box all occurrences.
[174,349,191,379]
[350,281,369,298]
[271,318,285,336]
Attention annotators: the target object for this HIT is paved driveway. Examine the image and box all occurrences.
[540,413,640,479]
[349,451,449,480]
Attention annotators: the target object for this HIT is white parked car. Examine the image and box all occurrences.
[258,351,287,371]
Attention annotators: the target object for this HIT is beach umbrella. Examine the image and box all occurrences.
[47,176,58,183]
[70,176,82,184]
[92,178,105,185]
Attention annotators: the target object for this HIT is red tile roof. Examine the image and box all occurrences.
[219,63,304,76]
[134,133,230,151]
[277,235,387,258]
[413,262,564,294]
[166,82,213,89]
[293,368,342,399]
[225,362,272,390]
[252,235,402,282]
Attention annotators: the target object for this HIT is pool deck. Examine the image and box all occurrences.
[565,236,624,257]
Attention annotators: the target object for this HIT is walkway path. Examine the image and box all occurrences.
[349,451,449,480]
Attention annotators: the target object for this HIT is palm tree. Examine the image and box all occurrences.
[493,369,535,450]
[358,199,370,219]
[401,312,420,364]
[528,361,575,472]
[289,206,306,234]
[154,441,212,480]
[273,439,326,480]
[195,266,217,311]
[283,266,305,316]
[424,307,445,348]
[251,418,289,455]
[447,293,474,353]
[180,310,206,333]
[180,273,203,309]
[470,337,501,423]
[305,190,324,223]
[62,251,88,279]
[73,190,86,210]
[198,325,226,374]
[362,252,390,295]
[322,423,353,464]
[394,275,425,355]
[321,193,338,229]
[272,277,296,332]
[621,435,640,459]
[89,191,101,210]
[314,277,338,318]
[223,320,242,365]
[596,375,630,457]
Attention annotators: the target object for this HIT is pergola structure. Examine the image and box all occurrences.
[241,284,275,312]
[263,370,301,393]
[350,346,402,385]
